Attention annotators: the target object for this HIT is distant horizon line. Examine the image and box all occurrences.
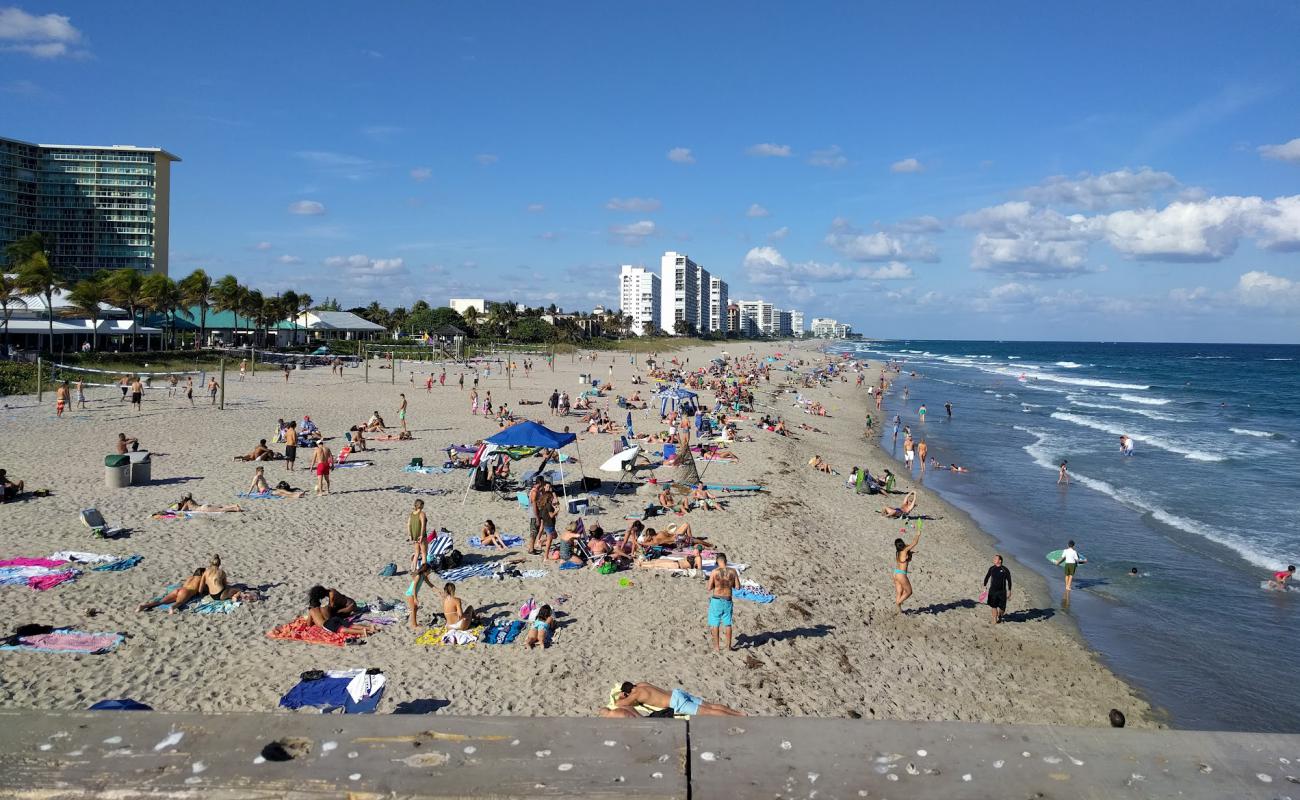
[844,337,1300,347]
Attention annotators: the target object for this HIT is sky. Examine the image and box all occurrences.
[2,2,1299,343]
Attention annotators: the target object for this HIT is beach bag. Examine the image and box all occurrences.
[379,563,397,577]
[409,457,423,468]
[596,561,617,575]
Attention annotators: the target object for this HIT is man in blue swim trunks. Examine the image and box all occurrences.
[607,682,745,717]
[706,552,740,652]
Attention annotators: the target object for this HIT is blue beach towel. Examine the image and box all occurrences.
[402,465,450,475]
[559,561,584,570]
[279,669,385,714]
[437,563,497,583]
[734,587,776,604]
[237,491,282,500]
[91,555,143,572]
[467,535,524,549]
[480,619,525,645]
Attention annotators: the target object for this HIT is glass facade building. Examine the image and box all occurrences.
[1,136,180,279]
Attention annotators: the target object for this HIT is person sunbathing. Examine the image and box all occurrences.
[137,568,206,614]
[442,582,478,630]
[638,522,709,550]
[373,430,414,441]
[306,585,376,636]
[234,439,277,462]
[524,604,553,649]
[606,682,745,717]
[0,469,25,503]
[689,484,722,511]
[171,493,243,513]
[587,525,611,557]
[880,491,918,518]
[636,549,704,570]
[629,391,643,402]
[248,466,306,497]
[364,411,387,431]
[480,519,508,550]
[201,554,262,602]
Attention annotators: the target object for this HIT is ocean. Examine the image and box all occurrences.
[838,340,1300,733]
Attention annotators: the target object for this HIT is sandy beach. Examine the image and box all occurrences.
[0,341,1153,726]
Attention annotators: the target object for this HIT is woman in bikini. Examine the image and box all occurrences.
[137,568,206,614]
[248,466,305,498]
[201,555,261,602]
[880,491,917,519]
[893,528,922,613]
[480,519,507,550]
[174,494,244,513]
[307,585,377,636]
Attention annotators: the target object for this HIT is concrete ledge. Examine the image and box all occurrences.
[0,711,687,799]
[690,717,1300,799]
[1,711,1298,799]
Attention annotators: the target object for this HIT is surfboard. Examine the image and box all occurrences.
[599,446,640,473]
[1046,549,1085,565]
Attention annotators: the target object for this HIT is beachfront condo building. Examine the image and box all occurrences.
[708,276,730,334]
[736,299,776,336]
[776,310,794,336]
[790,310,805,335]
[661,251,701,335]
[0,135,180,280]
[811,317,853,338]
[449,298,487,316]
[617,264,662,336]
[696,265,712,333]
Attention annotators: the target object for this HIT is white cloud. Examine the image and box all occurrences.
[808,145,848,169]
[824,217,938,263]
[253,241,273,251]
[324,254,406,277]
[1100,195,1300,259]
[1233,270,1300,311]
[610,220,656,243]
[288,200,326,216]
[0,7,85,58]
[891,157,924,173]
[743,246,914,286]
[892,215,945,234]
[747,143,792,158]
[606,197,662,212]
[863,262,914,280]
[957,202,1094,275]
[475,153,499,165]
[410,167,432,181]
[527,203,546,213]
[746,203,771,218]
[1023,167,1180,210]
[667,147,695,164]
[277,254,302,265]
[767,226,790,241]
[1259,137,1300,163]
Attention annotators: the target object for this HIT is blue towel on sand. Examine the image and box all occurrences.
[402,465,450,474]
[480,619,525,645]
[437,563,497,583]
[237,491,281,500]
[559,561,584,570]
[279,672,383,714]
[92,555,143,572]
[734,587,776,603]
[467,535,524,549]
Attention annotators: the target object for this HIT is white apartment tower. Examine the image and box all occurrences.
[708,276,730,334]
[661,251,701,335]
[736,300,776,336]
[618,265,662,336]
[790,310,804,335]
[696,265,712,334]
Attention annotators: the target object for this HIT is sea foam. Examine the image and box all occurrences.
[1049,412,1227,462]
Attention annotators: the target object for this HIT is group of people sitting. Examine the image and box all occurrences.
[847,465,895,495]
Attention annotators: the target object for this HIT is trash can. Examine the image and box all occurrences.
[128,451,151,485]
[104,454,130,489]
[578,373,589,385]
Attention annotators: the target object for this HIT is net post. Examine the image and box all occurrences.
[219,357,226,410]
[36,356,43,402]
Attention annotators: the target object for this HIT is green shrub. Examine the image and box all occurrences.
[0,361,38,397]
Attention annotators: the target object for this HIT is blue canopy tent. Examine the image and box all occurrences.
[462,421,583,504]
[656,386,698,417]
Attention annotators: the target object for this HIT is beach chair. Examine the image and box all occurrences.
[80,508,125,539]
[515,491,530,511]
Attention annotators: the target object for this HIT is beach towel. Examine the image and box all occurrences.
[394,486,450,497]
[28,571,79,591]
[334,460,373,469]
[1,630,123,655]
[401,465,450,475]
[559,561,584,570]
[467,535,524,549]
[436,563,496,583]
[91,555,143,572]
[415,625,483,647]
[480,619,525,645]
[267,618,355,647]
[0,557,68,569]
[279,668,386,713]
[237,491,282,500]
[49,551,116,564]
[518,570,548,579]
[605,685,686,719]
[733,587,776,604]
[145,584,241,614]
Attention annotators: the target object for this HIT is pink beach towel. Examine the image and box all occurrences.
[0,558,69,569]
[29,571,79,591]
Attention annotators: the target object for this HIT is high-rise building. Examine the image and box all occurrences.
[811,317,853,338]
[790,310,804,336]
[727,303,741,334]
[708,276,729,334]
[617,264,661,336]
[1,136,180,279]
[696,265,712,334]
[660,251,700,335]
[776,309,793,336]
[736,299,776,335]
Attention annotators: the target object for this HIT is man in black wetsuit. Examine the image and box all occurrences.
[983,555,1012,624]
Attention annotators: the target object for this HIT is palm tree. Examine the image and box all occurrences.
[362,301,389,329]
[212,274,244,346]
[0,272,29,354]
[461,305,480,333]
[241,289,265,348]
[142,273,184,350]
[104,268,147,351]
[178,269,214,350]
[9,233,66,354]
[63,274,110,351]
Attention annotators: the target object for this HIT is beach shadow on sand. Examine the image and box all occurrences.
[1001,608,1055,623]
[735,624,835,648]
[909,598,978,615]
[393,698,451,714]
[146,476,203,486]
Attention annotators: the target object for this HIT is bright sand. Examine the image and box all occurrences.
[0,342,1152,725]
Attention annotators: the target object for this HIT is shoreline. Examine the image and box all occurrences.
[0,339,1153,727]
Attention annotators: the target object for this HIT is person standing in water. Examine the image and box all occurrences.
[918,403,927,424]
[1054,540,1085,592]
[945,401,952,419]
[1058,460,1070,486]
[1269,565,1295,591]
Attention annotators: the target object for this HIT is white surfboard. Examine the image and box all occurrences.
[600,446,641,473]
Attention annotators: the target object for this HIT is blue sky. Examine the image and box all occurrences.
[3,2,1299,342]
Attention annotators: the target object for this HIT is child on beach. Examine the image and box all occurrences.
[525,604,553,649]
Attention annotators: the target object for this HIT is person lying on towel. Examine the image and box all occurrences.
[234,439,279,461]
[307,585,378,637]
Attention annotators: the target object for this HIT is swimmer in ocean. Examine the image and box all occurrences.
[1058,460,1069,486]
[1128,567,1140,577]
[1268,565,1295,591]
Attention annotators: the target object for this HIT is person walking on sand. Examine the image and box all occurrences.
[398,392,408,433]
[1054,540,1085,592]
[707,553,740,652]
[408,498,428,573]
[55,381,68,418]
[893,527,922,613]
[185,376,194,407]
[903,432,915,471]
[76,378,87,410]
[130,376,144,412]
[208,377,219,405]
[311,440,332,495]
[983,554,1012,624]
[239,359,247,381]
[1058,459,1070,486]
